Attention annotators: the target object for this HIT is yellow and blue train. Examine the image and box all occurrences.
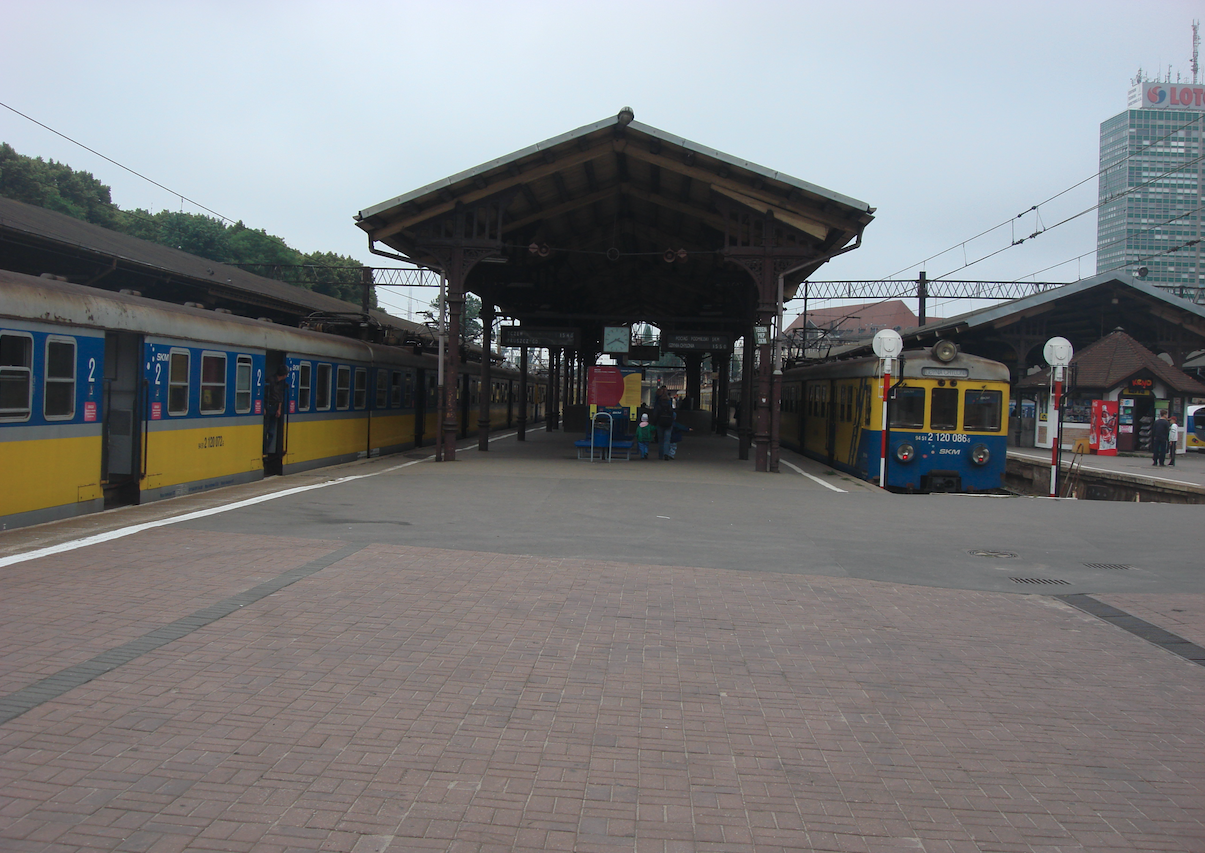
[0,271,531,530]
[1186,403,1205,452]
[780,344,1011,492]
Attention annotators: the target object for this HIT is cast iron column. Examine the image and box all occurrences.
[685,353,703,412]
[739,333,754,460]
[755,312,773,472]
[518,347,528,441]
[443,251,465,461]
[478,303,494,451]
[716,355,729,437]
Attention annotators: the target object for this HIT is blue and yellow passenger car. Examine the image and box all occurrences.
[781,344,1011,492]
[0,271,527,530]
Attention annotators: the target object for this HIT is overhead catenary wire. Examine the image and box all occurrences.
[1,99,237,225]
[882,112,1205,282]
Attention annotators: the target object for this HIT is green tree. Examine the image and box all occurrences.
[0,142,378,310]
[0,143,119,227]
[427,293,482,344]
[300,250,375,307]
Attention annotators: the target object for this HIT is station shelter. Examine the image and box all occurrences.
[353,109,875,471]
[1016,329,1205,454]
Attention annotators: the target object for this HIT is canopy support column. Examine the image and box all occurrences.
[478,302,494,451]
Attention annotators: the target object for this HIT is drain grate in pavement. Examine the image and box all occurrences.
[1009,577,1071,585]
[970,550,1018,558]
[1058,594,1205,667]
[1084,563,1133,571]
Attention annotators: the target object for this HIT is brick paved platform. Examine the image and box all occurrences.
[1,433,1203,851]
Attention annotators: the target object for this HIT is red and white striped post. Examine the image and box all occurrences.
[1043,337,1074,498]
[879,358,892,488]
[1049,366,1063,497]
[872,330,903,490]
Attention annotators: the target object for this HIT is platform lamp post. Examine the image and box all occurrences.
[872,329,903,490]
[1043,336,1074,497]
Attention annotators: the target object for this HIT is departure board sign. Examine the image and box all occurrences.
[499,327,580,348]
[661,332,732,352]
[626,345,662,361]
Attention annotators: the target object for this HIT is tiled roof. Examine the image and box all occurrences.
[1017,329,1205,394]
[786,300,939,334]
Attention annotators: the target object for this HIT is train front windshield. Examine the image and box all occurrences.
[964,389,1003,431]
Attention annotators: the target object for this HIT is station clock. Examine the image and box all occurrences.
[603,325,630,354]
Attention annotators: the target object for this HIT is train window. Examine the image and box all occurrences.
[235,355,253,414]
[930,388,958,431]
[43,337,77,420]
[391,372,402,407]
[336,366,351,410]
[316,363,331,410]
[354,368,367,409]
[168,350,190,416]
[0,332,33,421]
[376,369,388,409]
[298,363,312,410]
[200,352,226,415]
[964,389,1003,431]
[889,386,925,429]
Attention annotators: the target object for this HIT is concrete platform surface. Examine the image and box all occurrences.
[1,430,1203,852]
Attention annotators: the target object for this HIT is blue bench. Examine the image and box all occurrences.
[575,429,633,461]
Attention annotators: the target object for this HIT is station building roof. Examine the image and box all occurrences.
[0,196,431,342]
[355,110,875,342]
[830,272,1205,372]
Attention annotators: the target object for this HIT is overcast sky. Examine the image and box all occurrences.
[2,0,1201,321]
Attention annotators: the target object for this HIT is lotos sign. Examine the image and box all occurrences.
[1142,83,1205,111]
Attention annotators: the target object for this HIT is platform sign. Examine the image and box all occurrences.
[661,332,731,352]
[625,345,661,361]
[499,327,580,349]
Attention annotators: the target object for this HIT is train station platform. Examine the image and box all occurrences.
[1008,445,1205,503]
[1,430,1203,852]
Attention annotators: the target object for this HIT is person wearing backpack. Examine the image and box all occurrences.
[652,386,676,460]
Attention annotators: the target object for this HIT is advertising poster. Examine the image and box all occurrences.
[587,366,642,421]
[1090,400,1119,455]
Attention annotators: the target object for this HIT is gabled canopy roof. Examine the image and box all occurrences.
[356,110,874,340]
[1016,329,1205,395]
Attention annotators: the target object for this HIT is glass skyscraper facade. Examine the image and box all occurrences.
[1096,82,1204,300]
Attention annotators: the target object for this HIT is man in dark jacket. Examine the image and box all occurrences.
[651,386,675,460]
[264,364,289,458]
[1151,410,1171,466]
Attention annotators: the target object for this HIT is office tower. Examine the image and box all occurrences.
[1097,69,1204,300]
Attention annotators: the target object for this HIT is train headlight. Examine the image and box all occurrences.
[895,442,915,463]
[969,443,990,466]
[933,339,959,363]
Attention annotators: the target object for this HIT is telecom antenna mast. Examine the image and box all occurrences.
[1194,20,1200,84]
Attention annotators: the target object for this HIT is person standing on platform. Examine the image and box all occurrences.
[1151,410,1171,466]
[1168,415,1179,466]
[264,364,289,459]
[635,414,655,460]
[652,386,675,460]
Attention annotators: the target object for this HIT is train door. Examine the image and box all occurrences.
[264,351,288,476]
[102,332,142,506]
[412,370,425,446]
[825,379,837,464]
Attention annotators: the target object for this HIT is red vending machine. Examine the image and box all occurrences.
[1090,400,1119,456]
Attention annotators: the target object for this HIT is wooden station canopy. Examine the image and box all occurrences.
[354,108,875,468]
